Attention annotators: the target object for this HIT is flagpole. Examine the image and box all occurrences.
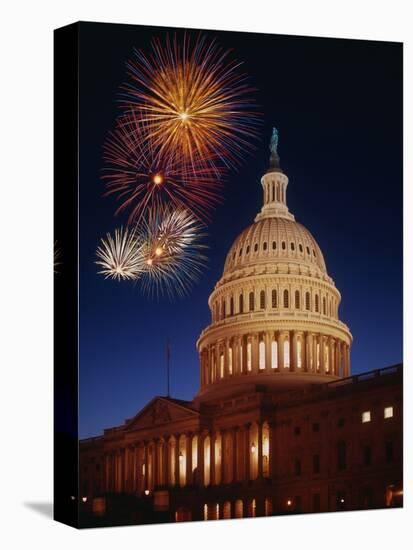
[166,339,170,397]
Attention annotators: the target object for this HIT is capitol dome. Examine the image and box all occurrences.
[196,128,352,402]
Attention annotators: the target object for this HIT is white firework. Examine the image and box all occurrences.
[96,227,144,281]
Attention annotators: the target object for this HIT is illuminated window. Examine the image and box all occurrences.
[283,289,289,308]
[305,292,310,310]
[272,289,277,308]
[295,290,300,309]
[384,406,393,419]
[271,340,278,368]
[249,292,254,311]
[228,346,233,374]
[259,340,265,370]
[284,340,290,368]
[362,411,371,423]
[260,290,266,309]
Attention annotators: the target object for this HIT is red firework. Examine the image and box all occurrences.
[102,112,223,225]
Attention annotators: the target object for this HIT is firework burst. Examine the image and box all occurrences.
[120,33,260,171]
[138,206,208,298]
[102,113,222,224]
[95,226,145,281]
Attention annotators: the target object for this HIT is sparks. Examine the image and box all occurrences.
[137,205,208,298]
[120,33,261,172]
[95,226,144,281]
[102,113,222,224]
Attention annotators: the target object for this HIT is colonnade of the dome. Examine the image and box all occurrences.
[199,329,350,390]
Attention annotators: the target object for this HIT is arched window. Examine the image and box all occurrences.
[306,246,310,255]
[230,296,234,316]
[323,297,326,315]
[282,241,286,250]
[272,289,277,308]
[260,290,266,309]
[239,247,243,257]
[305,292,310,311]
[291,242,295,251]
[295,290,300,309]
[272,241,276,250]
[272,184,275,201]
[315,295,319,313]
[259,341,265,370]
[254,243,258,252]
[284,340,290,368]
[239,294,244,314]
[246,245,250,254]
[283,289,289,308]
[299,243,303,253]
[249,292,255,311]
[263,241,267,251]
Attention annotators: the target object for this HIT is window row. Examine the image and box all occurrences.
[231,240,317,262]
[212,289,338,321]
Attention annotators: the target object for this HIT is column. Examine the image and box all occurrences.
[215,343,221,380]
[153,439,159,488]
[265,331,272,373]
[232,427,238,482]
[277,331,284,370]
[252,333,259,374]
[174,434,180,486]
[257,422,263,479]
[244,424,251,481]
[291,331,297,372]
[335,340,341,377]
[268,421,276,480]
[197,432,205,487]
[304,332,310,372]
[319,335,325,374]
[210,431,216,485]
[242,335,248,374]
[186,433,193,486]
[234,336,240,376]
[328,337,334,375]
[220,431,226,484]
[144,443,149,491]
[313,333,318,372]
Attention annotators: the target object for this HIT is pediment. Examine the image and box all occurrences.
[125,397,198,431]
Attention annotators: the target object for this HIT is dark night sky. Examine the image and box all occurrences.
[78,22,402,439]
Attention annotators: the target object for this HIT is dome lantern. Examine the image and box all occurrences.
[255,128,294,223]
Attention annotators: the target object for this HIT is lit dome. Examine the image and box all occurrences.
[222,217,328,281]
[196,128,352,402]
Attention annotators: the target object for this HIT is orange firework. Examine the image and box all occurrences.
[102,112,223,225]
[120,33,260,171]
